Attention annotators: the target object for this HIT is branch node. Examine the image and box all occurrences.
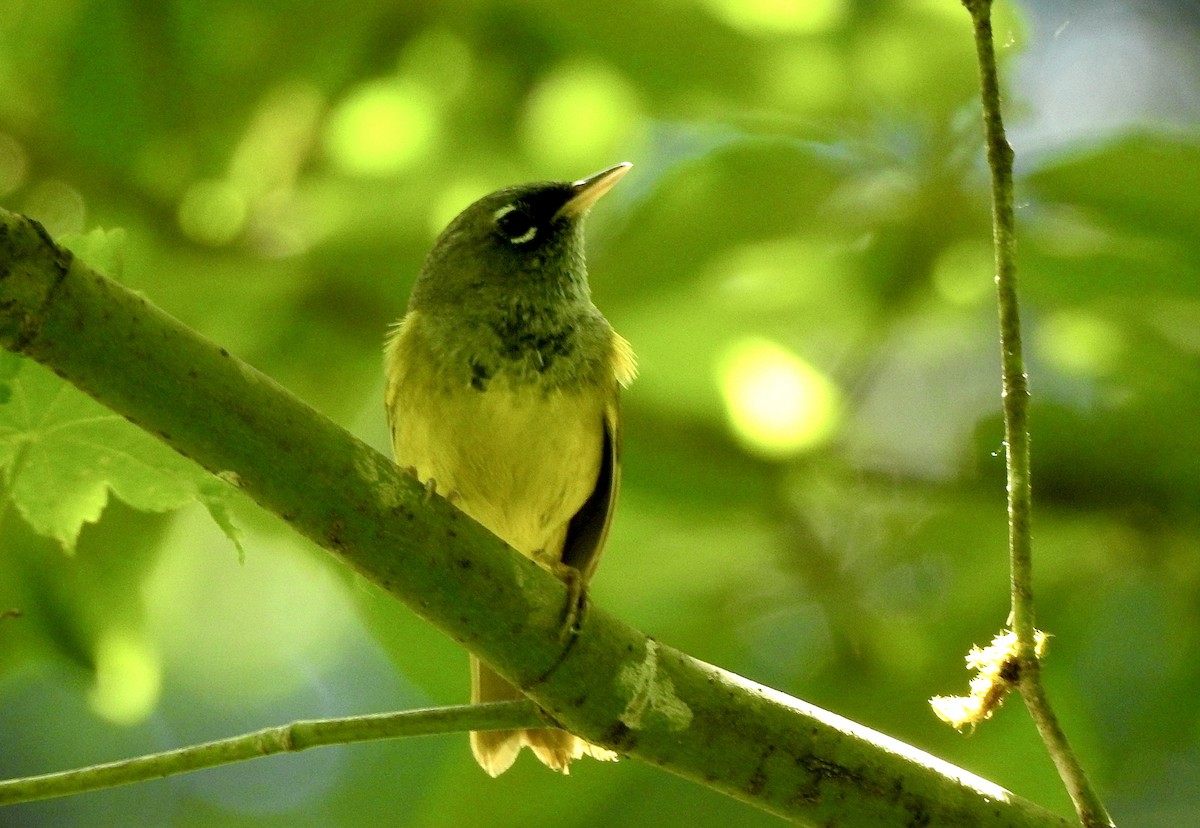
[930,629,1048,731]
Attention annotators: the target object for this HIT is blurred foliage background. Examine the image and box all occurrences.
[1,0,1199,825]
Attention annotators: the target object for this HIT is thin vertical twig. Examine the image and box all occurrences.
[960,2,1114,826]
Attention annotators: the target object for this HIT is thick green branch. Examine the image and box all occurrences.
[962,2,1113,827]
[0,702,539,806]
[0,208,1071,827]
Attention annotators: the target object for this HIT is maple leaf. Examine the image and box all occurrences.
[0,352,241,554]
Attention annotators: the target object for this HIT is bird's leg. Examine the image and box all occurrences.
[533,551,588,642]
[401,465,435,501]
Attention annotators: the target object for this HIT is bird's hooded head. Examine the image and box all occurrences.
[410,163,630,314]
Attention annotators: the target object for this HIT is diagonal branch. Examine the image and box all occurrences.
[0,207,1072,826]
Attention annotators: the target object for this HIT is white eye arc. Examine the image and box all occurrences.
[493,203,538,245]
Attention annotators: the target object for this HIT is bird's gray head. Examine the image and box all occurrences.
[409,163,630,315]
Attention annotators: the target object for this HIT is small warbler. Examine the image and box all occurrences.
[384,163,636,776]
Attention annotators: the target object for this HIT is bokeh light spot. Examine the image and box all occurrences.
[1037,310,1124,377]
[230,82,324,199]
[708,238,844,309]
[145,511,356,708]
[718,337,841,458]
[325,79,437,177]
[521,61,641,171]
[23,179,86,236]
[931,240,995,306]
[87,630,162,726]
[854,27,923,99]
[763,45,845,110]
[906,0,972,21]
[701,0,846,35]
[0,132,29,197]
[178,179,247,246]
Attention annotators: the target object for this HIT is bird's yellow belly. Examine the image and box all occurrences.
[392,383,604,559]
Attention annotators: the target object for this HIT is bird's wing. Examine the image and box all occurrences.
[559,395,621,584]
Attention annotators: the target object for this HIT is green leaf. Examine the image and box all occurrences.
[1027,133,1200,241]
[0,352,238,552]
[198,477,247,563]
[59,226,127,279]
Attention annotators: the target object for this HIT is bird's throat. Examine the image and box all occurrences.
[489,300,578,375]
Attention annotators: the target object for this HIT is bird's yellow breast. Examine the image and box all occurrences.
[385,313,611,559]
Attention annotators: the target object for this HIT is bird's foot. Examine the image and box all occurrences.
[406,471,459,506]
[533,552,588,642]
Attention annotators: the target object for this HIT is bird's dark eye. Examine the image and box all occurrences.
[493,204,538,245]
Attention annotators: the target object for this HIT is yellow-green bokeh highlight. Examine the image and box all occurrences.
[520,60,642,172]
[1036,310,1125,377]
[86,629,162,726]
[932,240,996,307]
[229,83,324,200]
[22,179,86,236]
[761,44,847,111]
[705,237,850,309]
[717,337,841,458]
[325,79,438,177]
[144,510,357,708]
[0,132,29,197]
[699,0,847,35]
[177,179,247,246]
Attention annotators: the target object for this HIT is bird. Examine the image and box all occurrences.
[384,163,636,776]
